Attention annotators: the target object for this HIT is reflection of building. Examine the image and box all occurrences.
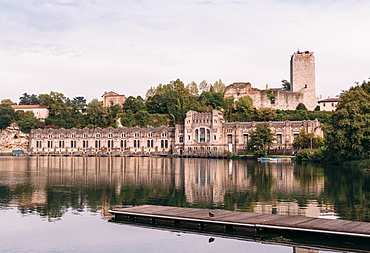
[29,110,323,155]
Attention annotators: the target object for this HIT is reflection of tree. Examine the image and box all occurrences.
[322,166,370,221]
[250,163,274,201]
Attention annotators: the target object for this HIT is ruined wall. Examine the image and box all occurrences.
[0,123,29,153]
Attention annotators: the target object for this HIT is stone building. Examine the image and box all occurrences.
[29,110,323,155]
[102,91,126,107]
[224,51,317,111]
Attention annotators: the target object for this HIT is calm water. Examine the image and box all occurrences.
[0,156,369,252]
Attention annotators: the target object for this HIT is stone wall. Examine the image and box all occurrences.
[0,123,29,153]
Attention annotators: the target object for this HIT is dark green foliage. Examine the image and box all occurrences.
[19,93,40,105]
[247,123,276,155]
[17,112,39,133]
[293,129,325,149]
[326,82,370,161]
[123,96,145,113]
[296,103,307,110]
[281,79,291,91]
[0,105,15,129]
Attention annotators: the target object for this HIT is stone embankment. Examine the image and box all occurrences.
[0,123,28,153]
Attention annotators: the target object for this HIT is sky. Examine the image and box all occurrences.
[1,0,369,103]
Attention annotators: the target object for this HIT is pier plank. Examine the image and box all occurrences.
[110,205,370,237]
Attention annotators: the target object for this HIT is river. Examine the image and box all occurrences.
[0,156,369,252]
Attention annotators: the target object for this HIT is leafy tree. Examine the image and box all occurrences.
[293,129,325,149]
[39,92,68,116]
[254,108,277,121]
[327,82,370,161]
[281,79,291,91]
[86,99,106,128]
[247,123,275,155]
[296,103,308,110]
[186,81,199,96]
[1,99,16,105]
[213,79,226,93]
[199,91,225,109]
[134,110,151,127]
[17,112,39,133]
[123,96,145,113]
[0,105,15,129]
[235,96,253,113]
[199,80,210,93]
[19,93,40,105]
[71,96,87,106]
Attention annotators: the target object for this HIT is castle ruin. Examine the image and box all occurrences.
[224,51,317,110]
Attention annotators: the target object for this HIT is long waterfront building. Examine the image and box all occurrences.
[29,110,323,155]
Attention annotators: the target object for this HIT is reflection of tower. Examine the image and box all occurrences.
[290,51,316,110]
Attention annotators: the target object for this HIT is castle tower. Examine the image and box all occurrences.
[290,51,317,110]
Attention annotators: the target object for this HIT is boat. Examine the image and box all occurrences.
[257,157,291,163]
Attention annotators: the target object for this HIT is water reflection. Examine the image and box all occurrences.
[0,156,369,222]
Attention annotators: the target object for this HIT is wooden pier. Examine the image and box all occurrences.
[109,205,370,239]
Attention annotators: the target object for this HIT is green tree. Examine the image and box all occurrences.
[123,96,146,113]
[213,79,226,93]
[17,112,39,133]
[186,81,199,96]
[254,108,277,121]
[86,99,106,128]
[281,79,291,91]
[296,103,308,110]
[327,82,370,161]
[247,123,275,155]
[235,96,253,113]
[19,93,41,105]
[0,105,15,129]
[292,129,325,149]
[39,92,68,116]
[1,99,16,105]
[199,80,210,93]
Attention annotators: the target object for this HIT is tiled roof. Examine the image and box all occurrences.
[318,98,339,103]
[11,105,48,109]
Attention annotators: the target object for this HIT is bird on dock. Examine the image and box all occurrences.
[209,212,214,218]
[209,237,215,243]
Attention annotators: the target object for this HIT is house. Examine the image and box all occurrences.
[11,105,49,119]
[318,98,339,111]
[102,91,126,107]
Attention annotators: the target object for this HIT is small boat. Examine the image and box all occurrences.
[258,157,291,163]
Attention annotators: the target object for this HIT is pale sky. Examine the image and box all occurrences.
[1,0,369,103]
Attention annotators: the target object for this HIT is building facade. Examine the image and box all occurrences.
[11,105,49,119]
[318,97,339,111]
[102,91,126,107]
[29,110,323,155]
[224,51,317,111]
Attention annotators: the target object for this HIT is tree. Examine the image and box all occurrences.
[17,112,39,133]
[281,79,291,91]
[86,99,106,128]
[235,96,253,113]
[296,103,308,110]
[292,129,325,149]
[327,82,370,161]
[0,104,15,129]
[254,108,277,121]
[1,99,16,105]
[39,92,68,116]
[199,80,210,93]
[71,96,87,106]
[213,79,226,93]
[247,123,275,155]
[186,81,199,96]
[123,96,146,113]
[19,93,40,105]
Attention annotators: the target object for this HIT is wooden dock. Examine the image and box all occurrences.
[109,205,370,238]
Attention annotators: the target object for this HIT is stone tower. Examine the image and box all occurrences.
[290,51,317,110]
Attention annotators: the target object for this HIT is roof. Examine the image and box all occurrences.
[102,91,125,97]
[318,98,340,103]
[11,105,48,109]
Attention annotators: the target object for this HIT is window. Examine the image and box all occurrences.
[134,140,140,148]
[277,134,282,144]
[108,133,113,138]
[121,133,126,138]
[95,140,101,148]
[161,133,167,137]
[179,136,184,143]
[48,135,53,138]
[59,140,65,148]
[107,140,113,148]
[37,135,41,139]
[95,134,101,138]
[71,140,77,148]
[244,134,249,144]
[83,140,89,148]
[134,133,139,138]
[161,140,168,148]
[147,140,154,148]
[71,134,76,138]
[227,134,232,144]
[148,133,153,137]
[195,129,199,140]
[200,128,205,142]
[36,140,42,148]
[47,141,53,148]
[83,134,88,138]
[120,139,126,148]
